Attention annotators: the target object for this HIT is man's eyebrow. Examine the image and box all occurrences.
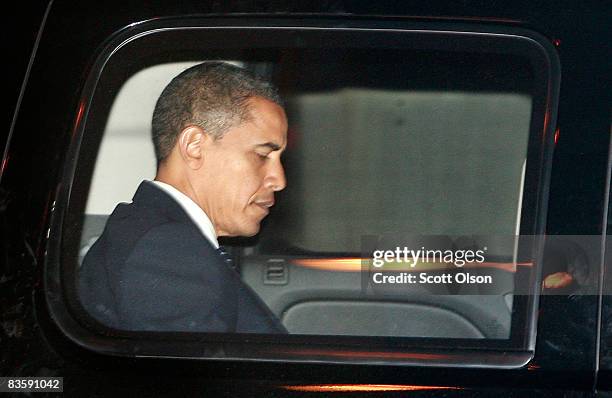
[255,142,282,151]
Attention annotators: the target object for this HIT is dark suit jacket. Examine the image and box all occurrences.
[78,181,287,333]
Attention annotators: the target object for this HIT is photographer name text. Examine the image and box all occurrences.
[371,272,492,285]
[369,246,493,285]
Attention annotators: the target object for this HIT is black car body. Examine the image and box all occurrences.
[1,1,611,396]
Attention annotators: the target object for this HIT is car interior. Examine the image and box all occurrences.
[77,48,534,340]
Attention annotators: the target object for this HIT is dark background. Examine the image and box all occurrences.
[0,1,610,396]
[1,1,49,153]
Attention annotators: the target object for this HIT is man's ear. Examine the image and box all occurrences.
[177,126,208,169]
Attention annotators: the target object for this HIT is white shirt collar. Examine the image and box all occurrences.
[150,180,219,249]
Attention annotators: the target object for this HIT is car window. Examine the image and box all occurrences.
[54,23,558,366]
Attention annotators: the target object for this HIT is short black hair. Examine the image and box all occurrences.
[152,62,282,163]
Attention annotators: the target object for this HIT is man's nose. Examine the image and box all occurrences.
[265,160,286,192]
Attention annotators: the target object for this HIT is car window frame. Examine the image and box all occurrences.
[44,17,560,368]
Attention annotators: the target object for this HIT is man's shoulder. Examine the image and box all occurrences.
[102,182,184,232]
[101,213,212,258]
[85,181,215,263]
[100,200,166,245]
[122,221,218,278]
[132,221,212,253]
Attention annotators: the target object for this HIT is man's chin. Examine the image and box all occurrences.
[243,225,261,237]
[217,218,263,237]
[231,222,261,238]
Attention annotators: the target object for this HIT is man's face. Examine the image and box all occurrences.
[195,97,288,237]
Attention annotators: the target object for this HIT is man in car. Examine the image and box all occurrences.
[78,62,288,333]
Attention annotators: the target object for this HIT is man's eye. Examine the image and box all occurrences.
[256,153,269,160]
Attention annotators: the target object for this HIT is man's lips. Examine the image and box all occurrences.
[255,199,275,207]
[253,199,274,213]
